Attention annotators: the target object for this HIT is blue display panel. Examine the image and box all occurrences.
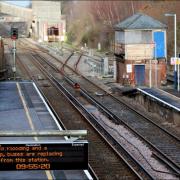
[153,31,165,58]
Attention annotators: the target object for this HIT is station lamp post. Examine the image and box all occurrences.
[165,13,179,91]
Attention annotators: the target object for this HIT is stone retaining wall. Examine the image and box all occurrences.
[133,93,180,126]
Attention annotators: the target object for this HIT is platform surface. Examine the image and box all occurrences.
[138,87,180,111]
[0,81,89,180]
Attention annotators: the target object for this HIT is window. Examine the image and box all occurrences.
[115,31,125,43]
[125,30,151,44]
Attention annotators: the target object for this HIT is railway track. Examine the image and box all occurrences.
[15,45,146,179]
[32,53,157,179]
[31,51,179,177]
[37,49,180,171]
[16,38,179,179]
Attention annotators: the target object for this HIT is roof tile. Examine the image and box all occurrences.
[115,13,167,30]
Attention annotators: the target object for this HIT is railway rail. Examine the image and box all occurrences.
[32,53,157,179]
[14,44,145,179]
[39,48,180,170]
[15,38,180,178]
[33,52,180,177]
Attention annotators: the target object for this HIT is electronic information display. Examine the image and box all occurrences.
[0,141,88,170]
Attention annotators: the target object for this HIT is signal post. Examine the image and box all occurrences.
[11,28,18,79]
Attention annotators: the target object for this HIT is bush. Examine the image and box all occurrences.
[66,31,75,44]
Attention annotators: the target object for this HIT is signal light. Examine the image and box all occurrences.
[11,28,18,40]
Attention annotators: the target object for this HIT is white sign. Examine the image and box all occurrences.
[170,57,180,65]
[126,64,132,73]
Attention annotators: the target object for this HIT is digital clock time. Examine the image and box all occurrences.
[16,163,50,170]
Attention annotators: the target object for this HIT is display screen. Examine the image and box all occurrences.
[0,141,88,170]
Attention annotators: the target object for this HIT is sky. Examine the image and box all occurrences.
[5,1,30,7]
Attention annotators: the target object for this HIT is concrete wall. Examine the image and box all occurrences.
[0,2,65,41]
[32,1,65,41]
[0,2,32,36]
[32,1,61,22]
[131,93,180,127]
[0,2,32,21]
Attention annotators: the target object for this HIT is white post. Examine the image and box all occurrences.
[155,43,158,87]
[103,57,109,75]
[165,13,178,90]
[174,14,180,91]
[12,40,16,79]
[113,60,117,80]
[98,42,101,51]
[178,58,180,91]
[174,14,177,71]
[149,59,152,88]
[174,14,178,90]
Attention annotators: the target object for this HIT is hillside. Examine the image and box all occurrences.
[63,1,180,59]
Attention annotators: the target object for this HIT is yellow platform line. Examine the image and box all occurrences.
[16,82,53,180]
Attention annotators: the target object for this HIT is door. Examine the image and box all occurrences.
[153,31,165,58]
[135,65,145,86]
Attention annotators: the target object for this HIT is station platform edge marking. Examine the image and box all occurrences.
[17,82,53,180]
[33,83,93,179]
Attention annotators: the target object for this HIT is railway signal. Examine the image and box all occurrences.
[10,28,18,79]
[11,28,18,40]
[74,83,80,89]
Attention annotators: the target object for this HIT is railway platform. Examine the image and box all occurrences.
[161,87,180,98]
[0,81,90,180]
[137,87,180,112]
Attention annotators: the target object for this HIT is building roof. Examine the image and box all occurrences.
[114,13,167,30]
